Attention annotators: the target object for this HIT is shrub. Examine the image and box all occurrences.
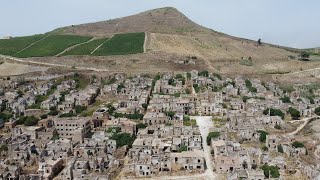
[260,164,280,178]
[262,146,268,151]
[292,141,304,148]
[40,114,48,119]
[257,130,269,143]
[277,145,284,153]
[280,96,291,103]
[274,124,281,130]
[288,107,300,120]
[24,116,39,126]
[263,108,285,119]
[207,132,220,145]
[315,107,320,116]
[198,70,209,77]
[111,133,136,148]
[178,145,188,152]
[136,123,147,129]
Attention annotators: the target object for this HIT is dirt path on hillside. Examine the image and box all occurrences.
[14,35,49,54]
[90,35,114,54]
[56,37,96,56]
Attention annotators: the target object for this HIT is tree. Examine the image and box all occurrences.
[257,130,269,143]
[75,105,87,114]
[178,145,188,152]
[40,114,48,119]
[24,116,39,126]
[111,133,136,148]
[87,150,93,156]
[142,103,148,111]
[198,70,209,77]
[262,146,268,151]
[280,96,291,103]
[288,107,300,120]
[207,132,220,145]
[299,52,310,61]
[260,164,280,178]
[292,141,304,148]
[263,108,285,119]
[277,144,284,153]
[0,144,8,152]
[315,107,320,116]
[136,123,147,129]
[257,38,262,45]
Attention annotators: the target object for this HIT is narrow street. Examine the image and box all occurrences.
[192,116,217,180]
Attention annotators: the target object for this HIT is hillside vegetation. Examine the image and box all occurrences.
[15,35,92,57]
[92,32,145,56]
[0,34,46,55]
[62,38,108,56]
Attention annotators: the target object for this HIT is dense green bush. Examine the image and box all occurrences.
[260,164,280,178]
[263,108,285,119]
[111,133,136,148]
[207,132,220,145]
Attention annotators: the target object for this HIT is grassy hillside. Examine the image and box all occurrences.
[93,32,145,56]
[15,35,92,57]
[0,34,46,55]
[62,38,108,56]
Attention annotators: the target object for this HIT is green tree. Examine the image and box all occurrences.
[111,133,136,148]
[292,141,304,148]
[315,107,320,116]
[277,144,284,153]
[280,96,291,103]
[260,164,280,178]
[263,108,285,119]
[207,132,220,145]
[40,114,48,119]
[178,145,188,152]
[136,123,147,129]
[24,116,39,126]
[257,130,269,143]
[288,107,300,120]
[0,144,8,152]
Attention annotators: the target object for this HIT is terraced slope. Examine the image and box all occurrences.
[15,35,92,57]
[0,34,46,55]
[92,32,145,56]
[62,38,108,56]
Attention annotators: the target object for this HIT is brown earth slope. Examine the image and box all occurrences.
[52,7,211,37]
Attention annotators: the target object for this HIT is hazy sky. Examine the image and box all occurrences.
[1,0,319,48]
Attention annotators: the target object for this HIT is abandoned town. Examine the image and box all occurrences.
[1,2,320,180]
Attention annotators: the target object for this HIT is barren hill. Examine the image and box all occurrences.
[52,7,211,37]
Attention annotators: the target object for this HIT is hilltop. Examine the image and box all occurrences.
[51,7,211,36]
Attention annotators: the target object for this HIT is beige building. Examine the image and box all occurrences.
[52,117,91,143]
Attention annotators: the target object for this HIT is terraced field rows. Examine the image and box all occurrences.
[92,32,145,56]
[0,34,46,55]
[62,38,108,56]
[0,32,145,57]
[15,35,92,57]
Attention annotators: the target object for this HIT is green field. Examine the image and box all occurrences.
[0,34,46,55]
[93,32,145,56]
[62,38,108,56]
[15,35,92,57]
